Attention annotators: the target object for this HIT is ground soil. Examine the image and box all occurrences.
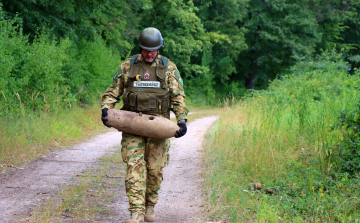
[0,116,218,223]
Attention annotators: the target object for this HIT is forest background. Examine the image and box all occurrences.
[1,0,360,111]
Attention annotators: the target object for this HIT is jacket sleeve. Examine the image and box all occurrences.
[101,64,125,110]
[167,61,189,122]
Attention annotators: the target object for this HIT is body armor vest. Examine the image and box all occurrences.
[122,55,170,115]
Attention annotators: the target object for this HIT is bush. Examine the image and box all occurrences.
[0,9,122,114]
[0,11,71,113]
[330,102,360,176]
[62,38,122,106]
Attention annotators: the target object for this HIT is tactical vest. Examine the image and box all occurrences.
[122,55,170,115]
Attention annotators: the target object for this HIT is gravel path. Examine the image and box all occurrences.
[156,116,218,222]
[0,116,218,223]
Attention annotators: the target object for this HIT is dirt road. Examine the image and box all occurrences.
[0,116,218,223]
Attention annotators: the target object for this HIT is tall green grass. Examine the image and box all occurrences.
[0,102,109,168]
[204,53,360,222]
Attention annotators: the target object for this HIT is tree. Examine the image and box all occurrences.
[194,0,248,96]
[132,0,230,104]
[308,0,360,70]
[237,0,321,89]
[2,0,136,56]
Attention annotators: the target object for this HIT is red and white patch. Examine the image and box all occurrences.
[144,70,150,79]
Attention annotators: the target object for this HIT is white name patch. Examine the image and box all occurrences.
[134,81,160,88]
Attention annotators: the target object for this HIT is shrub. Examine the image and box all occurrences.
[62,38,122,106]
[0,9,122,114]
[0,11,70,113]
[330,102,360,176]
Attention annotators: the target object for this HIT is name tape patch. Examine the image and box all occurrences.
[134,81,160,88]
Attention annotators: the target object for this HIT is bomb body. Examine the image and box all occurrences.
[106,109,179,139]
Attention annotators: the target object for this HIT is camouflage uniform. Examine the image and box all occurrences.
[101,54,188,214]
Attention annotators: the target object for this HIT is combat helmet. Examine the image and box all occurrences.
[137,27,164,51]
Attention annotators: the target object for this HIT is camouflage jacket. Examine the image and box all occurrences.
[101,54,188,121]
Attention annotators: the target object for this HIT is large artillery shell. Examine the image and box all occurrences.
[106,109,179,139]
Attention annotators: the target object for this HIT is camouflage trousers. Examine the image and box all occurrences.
[121,132,170,214]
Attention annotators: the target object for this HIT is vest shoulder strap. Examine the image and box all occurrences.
[160,56,169,67]
[130,55,139,65]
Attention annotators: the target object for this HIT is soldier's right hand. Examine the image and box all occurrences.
[101,108,111,128]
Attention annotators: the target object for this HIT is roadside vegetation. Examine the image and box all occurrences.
[0,103,107,169]
[204,52,360,222]
[0,9,119,167]
[0,7,122,169]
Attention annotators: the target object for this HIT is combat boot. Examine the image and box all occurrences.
[125,212,144,223]
[144,206,155,222]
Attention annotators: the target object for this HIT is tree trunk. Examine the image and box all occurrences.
[246,73,257,89]
[246,54,258,90]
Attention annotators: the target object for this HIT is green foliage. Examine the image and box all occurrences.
[2,0,137,57]
[290,49,351,76]
[309,0,359,52]
[89,0,137,56]
[62,38,122,105]
[0,11,71,112]
[194,0,248,95]
[3,0,360,104]
[3,0,102,41]
[0,10,122,114]
[257,159,360,222]
[133,0,232,104]
[237,0,321,89]
[308,0,360,72]
[330,103,360,176]
[2,0,360,104]
[204,53,360,221]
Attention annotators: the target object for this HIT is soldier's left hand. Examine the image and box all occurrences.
[175,121,187,138]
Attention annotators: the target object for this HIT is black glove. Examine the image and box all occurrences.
[175,120,187,138]
[101,108,111,128]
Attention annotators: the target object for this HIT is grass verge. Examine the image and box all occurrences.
[203,59,360,222]
[0,103,107,170]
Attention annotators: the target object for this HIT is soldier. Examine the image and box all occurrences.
[100,27,189,223]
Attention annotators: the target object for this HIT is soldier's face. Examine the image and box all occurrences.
[141,49,158,63]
